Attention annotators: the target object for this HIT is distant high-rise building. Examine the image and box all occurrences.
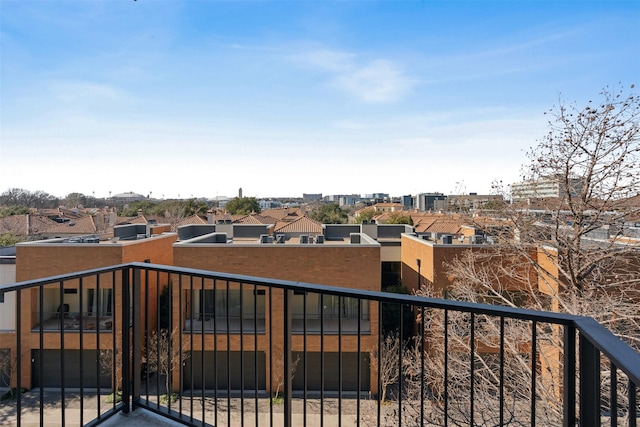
[511,176,583,201]
[402,195,413,210]
[303,193,323,201]
[413,193,446,212]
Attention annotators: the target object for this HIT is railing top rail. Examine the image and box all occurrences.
[0,261,598,326]
[574,316,640,385]
[0,263,131,292]
[129,262,579,324]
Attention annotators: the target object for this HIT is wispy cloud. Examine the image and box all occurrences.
[292,48,415,103]
[48,79,130,104]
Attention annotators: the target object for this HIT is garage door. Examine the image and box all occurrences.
[32,350,111,389]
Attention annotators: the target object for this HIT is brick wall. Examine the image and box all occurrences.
[173,242,381,393]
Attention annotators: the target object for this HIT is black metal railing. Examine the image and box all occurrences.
[0,262,638,427]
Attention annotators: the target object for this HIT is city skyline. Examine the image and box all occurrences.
[1,1,638,199]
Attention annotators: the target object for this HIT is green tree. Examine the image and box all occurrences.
[355,208,376,223]
[0,232,24,247]
[118,200,159,217]
[225,197,260,215]
[182,198,209,216]
[309,203,348,224]
[0,206,30,218]
[62,192,88,208]
[386,212,412,225]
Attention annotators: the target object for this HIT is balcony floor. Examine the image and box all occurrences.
[99,409,183,427]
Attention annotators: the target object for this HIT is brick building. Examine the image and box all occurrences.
[12,224,175,389]
[172,224,381,394]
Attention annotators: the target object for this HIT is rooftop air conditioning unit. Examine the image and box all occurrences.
[212,233,227,243]
[471,235,484,244]
[275,234,285,244]
[299,235,309,244]
[315,235,325,244]
[441,235,453,244]
[259,234,271,244]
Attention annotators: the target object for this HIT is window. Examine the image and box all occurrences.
[197,289,264,320]
[87,289,113,316]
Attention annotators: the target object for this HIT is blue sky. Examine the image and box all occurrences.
[1,1,638,200]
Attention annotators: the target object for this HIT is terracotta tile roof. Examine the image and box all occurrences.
[37,208,62,216]
[28,215,59,234]
[0,215,28,235]
[260,208,304,221]
[273,216,323,234]
[174,214,208,228]
[57,207,86,219]
[410,213,465,235]
[421,221,462,235]
[45,215,97,235]
[354,206,375,216]
[116,215,148,225]
[374,203,405,211]
[233,214,277,225]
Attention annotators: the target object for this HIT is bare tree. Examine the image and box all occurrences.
[402,86,640,426]
[517,85,640,293]
[0,349,16,390]
[145,327,190,399]
[271,348,300,402]
[0,188,58,209]
[99,348,124,399]
[369,333,401,403]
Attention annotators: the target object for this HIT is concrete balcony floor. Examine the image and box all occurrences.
[99,409,182,427]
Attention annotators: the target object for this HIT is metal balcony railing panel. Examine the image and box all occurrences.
[0,262,638,427]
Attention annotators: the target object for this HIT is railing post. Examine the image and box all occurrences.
[122,266,131,413]
[579,334,601,427]
[132,266,141,409]
[564,324,577,427]
[283,288,292,427]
